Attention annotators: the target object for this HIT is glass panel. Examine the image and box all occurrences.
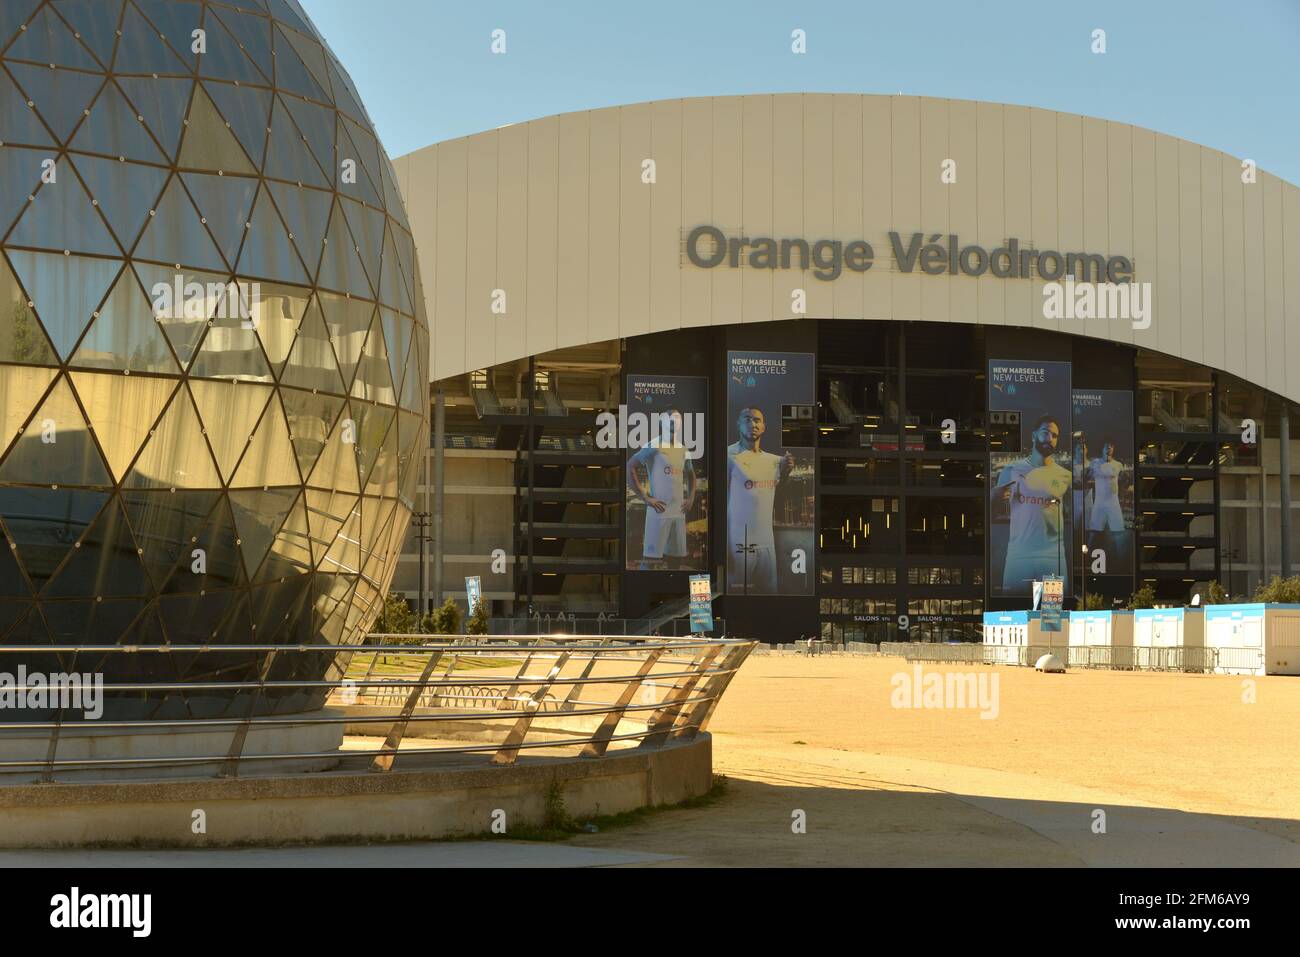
[68,371,174,480]
[0,147,48,236]
[204,81,272,169]
[8,250,121,359]
[68,152,170,251]
[228,486,298,577]
[350,316,394,405]
[337,114,383,206]
[230,396,301,487]
[351,401,393,488]
[279,300,344,393]
[50,0,123,67]
[163,495,242,592]
[6,63,103,143]
[0,1,43,52]
[198,13,266,84]
[340,198,383,286]
[133,0,203,69]
[188,379,272,480]
[0,375,110,487]
[270,23,328,101]
[6,4,100,68]
[263,98,329,187]
[120,488,220,589]
[0,253,59,365]
[180,171,259,268]
[117,76,193,159]
[131,262,229,366]
[113,1,189,74]
[267,181,331,270]
[132,175,227,271]
[235,185,309,283]
[317,290,372,387]
[244,280,309,374]
[306,402,359,492]
[8,165,119,257]
[71,81,167,163]
[255,492,313,582]
[279,387,341,477]
[210,6,273,78]
[399,334,423,412]
[282,94,337,181]
[0,366,57,456]
[43,498,152,597]
[0,487,108,587]
[317,200,374,297]
[303,487,355,558]
[177,86,257,174]
[123,386,221,489]
[188,309,275,381]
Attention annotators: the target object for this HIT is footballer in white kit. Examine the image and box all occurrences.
[727,407,793,594]
[991,413,1072,593]
[1085,439,1128,549]
[626,409,697,570]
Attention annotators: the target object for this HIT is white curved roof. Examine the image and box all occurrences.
[395,94,1300,401]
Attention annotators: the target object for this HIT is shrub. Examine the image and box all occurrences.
[1254,574,1300,604]
[429,597,463,635]
[1126,584,1157,610]
[371,593,415,635]
[466,597,490,635]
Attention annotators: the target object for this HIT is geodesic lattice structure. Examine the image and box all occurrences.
[0,0,428,718]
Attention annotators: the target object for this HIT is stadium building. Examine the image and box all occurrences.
[389,94,1300,644]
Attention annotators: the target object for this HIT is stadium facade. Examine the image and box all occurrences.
[0,0,427,717]
[393,93,1300,644]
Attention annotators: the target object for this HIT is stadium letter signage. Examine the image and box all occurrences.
[685,225,1133,284]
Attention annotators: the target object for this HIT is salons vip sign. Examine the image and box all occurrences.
[1070,389,1135,580]
[988,361,1073,600]
[725,352,815,596]
[623,375,709,572]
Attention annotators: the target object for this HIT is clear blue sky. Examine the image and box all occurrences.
[301,0,1300,184]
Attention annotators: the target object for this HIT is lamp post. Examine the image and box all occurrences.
[412,511,432,621]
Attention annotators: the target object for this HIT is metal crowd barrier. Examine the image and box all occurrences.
[0,634,754,781]
[879,641,1263,674]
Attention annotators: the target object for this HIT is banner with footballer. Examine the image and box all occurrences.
[988,360,1073,600]
[1070,389,1135,578]
[623,374,709,572]
[725,351,816,596]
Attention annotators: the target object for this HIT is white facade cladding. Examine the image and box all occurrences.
[394,93,1300,401]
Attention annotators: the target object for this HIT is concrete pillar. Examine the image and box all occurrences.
[433,388,445,609]
[1281,406,1291,577]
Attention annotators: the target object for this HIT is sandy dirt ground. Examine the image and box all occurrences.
[566,654,1300,866]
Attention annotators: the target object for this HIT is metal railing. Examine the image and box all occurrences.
[0,634,754,781]
[468,617,726,637]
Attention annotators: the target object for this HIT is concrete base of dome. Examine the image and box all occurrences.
[0,733,713,848]
[0,709,346,783]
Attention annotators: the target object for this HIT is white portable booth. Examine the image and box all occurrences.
[1132,607,1206,670]
[983,610,1068,665]
[1066,610,1135,667]
[1203,604,1300,675]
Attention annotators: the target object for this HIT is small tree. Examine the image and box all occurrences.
[1254,574,1300,604]
[429,597,463,635]
[371,593,415,636]
[466,597,490,635]
[1080,593,1107,610]
[1126,584,1157,610]
[1201,580,1229,605]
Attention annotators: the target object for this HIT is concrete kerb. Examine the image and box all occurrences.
[0,734,714,849]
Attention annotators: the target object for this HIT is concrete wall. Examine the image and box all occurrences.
[395,94,1300,404]
[0,735,713,848]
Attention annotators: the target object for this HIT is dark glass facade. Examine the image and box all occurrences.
[0,0,428,718]
[422,318,1290,645]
